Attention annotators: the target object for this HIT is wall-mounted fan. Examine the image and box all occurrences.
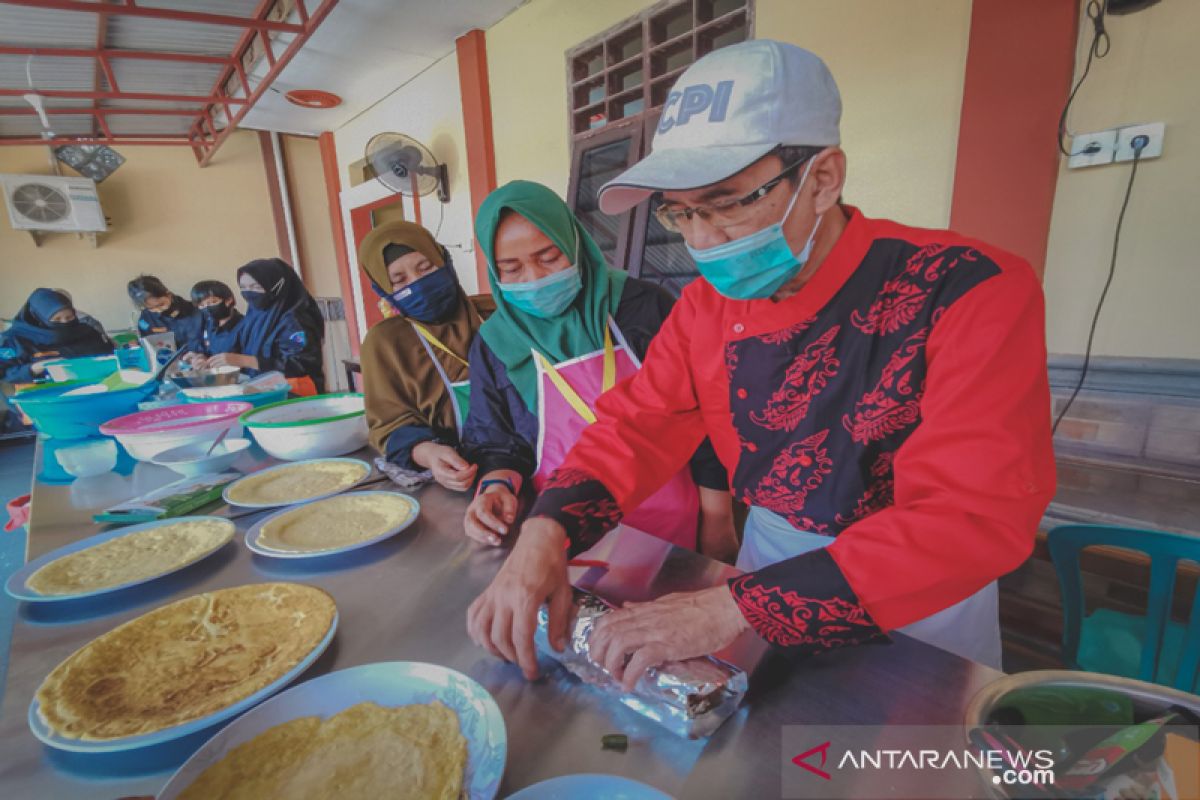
[364,133,449,202]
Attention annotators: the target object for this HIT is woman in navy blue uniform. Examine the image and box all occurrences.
[190,280,243,357]
[1,288,113,383]
[127,275,203,354]
[200,259,326,395]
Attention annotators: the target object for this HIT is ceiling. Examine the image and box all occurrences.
[0,0,524,164]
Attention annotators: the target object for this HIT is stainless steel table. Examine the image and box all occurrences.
[0,442,1003,799]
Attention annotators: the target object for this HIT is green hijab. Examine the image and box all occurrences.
[476,180,627,412]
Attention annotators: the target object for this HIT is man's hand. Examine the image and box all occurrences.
[590,585,751,691]
[206,352,258,370]
[463,483,519,546]
[412,442,477,492]
[467,517,573,680]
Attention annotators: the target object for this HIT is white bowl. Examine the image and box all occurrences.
[241,393,368,461]
[151,438,252,477]
[115,423,244,463]
[55,439,118,478]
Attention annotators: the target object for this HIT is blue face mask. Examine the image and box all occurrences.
[383,265,460,323]
[686,160,822,301]
[497,235,583,318]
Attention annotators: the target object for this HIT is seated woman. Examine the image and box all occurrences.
[202,259,326,396]
[357,221,495,491]
[127,275,203,353]
[1,288,113,383]
[461,181,737,559]
[190,280,243,357]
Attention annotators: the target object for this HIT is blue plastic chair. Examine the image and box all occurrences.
[1048,524,1200,693]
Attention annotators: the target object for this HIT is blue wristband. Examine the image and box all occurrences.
[477,477,516,497]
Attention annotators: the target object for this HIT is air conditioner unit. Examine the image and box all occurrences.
[0,174,107,233]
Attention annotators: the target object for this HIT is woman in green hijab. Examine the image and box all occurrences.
[357,220,494,490]
[461,180,735,559]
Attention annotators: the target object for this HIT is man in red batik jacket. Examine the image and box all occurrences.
[467,39,1055,685]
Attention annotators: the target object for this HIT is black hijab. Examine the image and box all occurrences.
[234,259,324,361]
[7,288,111,355]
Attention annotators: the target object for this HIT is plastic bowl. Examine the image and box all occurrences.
[150,438,252,477]
[54,438,119,478]
[240,393,367,461]
[12,381,159,440]
[169,366,243,389]
[100,401,252,462]
[181,385,289,409]
[41,355,119,384]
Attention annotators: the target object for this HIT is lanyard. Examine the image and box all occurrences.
[533,325,616,425]
[410,322,469,369]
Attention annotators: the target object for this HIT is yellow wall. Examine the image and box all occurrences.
[332,55,481,294]
[1043,0,1200,358]
[487,0,972,229]
[282,134,341,299]
[0,131,279,330]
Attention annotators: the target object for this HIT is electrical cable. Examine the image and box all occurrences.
[1058,0,1112,157]
[1051,138,1147,436]
[432,197,446,239]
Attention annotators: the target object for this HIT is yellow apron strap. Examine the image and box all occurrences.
[601,324,616,393]
[535,331,618,426]
[411,322,469,369]
[535,351,596,424]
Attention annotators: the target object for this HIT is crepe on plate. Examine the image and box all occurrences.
[257,492,416,553]
[35,582,336,741]
[26,518,235,596]
[178,701,466,800]
[225,460,369,506]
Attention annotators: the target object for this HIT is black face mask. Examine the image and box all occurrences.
[203,302,233,322]
[241,290,269,310]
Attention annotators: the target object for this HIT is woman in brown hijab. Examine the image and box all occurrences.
[357,221,494,490]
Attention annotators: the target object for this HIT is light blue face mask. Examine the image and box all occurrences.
[686,159,822,301]
[497,233,583,318]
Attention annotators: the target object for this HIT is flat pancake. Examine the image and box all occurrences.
[225,460,368,506]
[27,518,235,596]
[35,583,336,741]
[257,493,416,553]
[178,701,466,800]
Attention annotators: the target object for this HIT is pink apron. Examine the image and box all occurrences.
[532,321,699,550]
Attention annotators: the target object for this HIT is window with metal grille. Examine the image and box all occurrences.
[566,0,753,295]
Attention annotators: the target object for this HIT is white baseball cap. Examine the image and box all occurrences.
[598,39,841,215]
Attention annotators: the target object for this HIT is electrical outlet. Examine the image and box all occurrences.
[1115,122,1165,162]
[1067,130,1117,169]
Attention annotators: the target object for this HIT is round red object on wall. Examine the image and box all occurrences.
[284,89,342,109]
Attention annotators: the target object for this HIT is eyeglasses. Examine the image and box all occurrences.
[653,156,813,233]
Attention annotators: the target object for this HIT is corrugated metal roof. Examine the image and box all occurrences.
[0,55,96,92]
[0,114,94,137]
[0,5,98,49]
[107,59,223,96]
[106,15,244,56]
[135,0,262,18]
[99,97,209,110]
[105,114,195,136]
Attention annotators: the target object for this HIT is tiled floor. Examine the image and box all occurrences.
[0,437,34,704]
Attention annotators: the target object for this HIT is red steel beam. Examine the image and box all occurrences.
[0,46,232,66]
[0,136,191,146]
[189,0,274,155]
[0,107,206,116]
[0,88,248,103]
[93,2,110,138]
[0,0,305,32]
[193,0,340,167]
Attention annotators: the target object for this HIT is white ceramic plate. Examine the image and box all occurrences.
[244,490,420,559]
[158,661,506,800]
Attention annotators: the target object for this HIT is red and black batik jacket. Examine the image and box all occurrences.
[528,209,1057,655]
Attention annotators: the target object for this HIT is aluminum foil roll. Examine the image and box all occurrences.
[534,590,748,738]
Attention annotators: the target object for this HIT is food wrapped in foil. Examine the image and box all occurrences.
[534,590,748,738]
